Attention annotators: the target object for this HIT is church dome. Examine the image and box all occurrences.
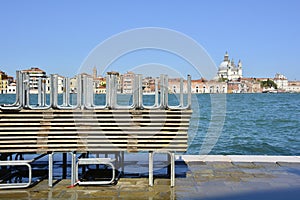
[219,61,229,70]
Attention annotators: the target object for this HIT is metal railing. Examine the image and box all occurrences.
[0,71,192,111]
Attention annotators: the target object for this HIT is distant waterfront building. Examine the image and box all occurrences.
[240,78,262,93]
[121,71,135,94]
[22,67,47,94]
[204,81,227,93]
[273,73,288,90]
[169,78,187,93]
[143,76,155,94]
[168,78,228,94]
[217,52,243,81]
[92,68,106,94]
[45,75,65,94]
[7,82,16,94]
[287,81,300,93]
[94,77,106,94]
[0,70,8,94]
[190,79,227,93]
[1,80,8,94]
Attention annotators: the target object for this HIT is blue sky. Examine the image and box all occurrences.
[0,0,299,80]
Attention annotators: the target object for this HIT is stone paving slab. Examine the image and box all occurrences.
[0,155,299,199]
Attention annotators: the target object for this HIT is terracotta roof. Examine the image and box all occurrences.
[22,67,45,73]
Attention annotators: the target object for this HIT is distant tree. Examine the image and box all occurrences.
[260,79,278,89]
[218,77,228,82]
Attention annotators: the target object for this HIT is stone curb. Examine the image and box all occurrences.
[177,155,300,163]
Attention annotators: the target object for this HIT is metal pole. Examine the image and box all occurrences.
[111,75,117,109]
[86,76,94,108]
[187,75,192,109]
[160,74,165,109]
[180,78,184,108]
[71,152,76,185]
[42,77,46,107]
[82,74,87,107]
[155,77,159,107]
[77,75,82,109]
[106,75,111,108]
[48,153,53,187]
[24,73,30,108]
[164,75,169,109]
[50,74,58,109]
[62,77,68,107]
[38,77,42,106]
[171,152,175,187]
[149,151,154,186]
[65,77,70,107]
[136,74,143,109]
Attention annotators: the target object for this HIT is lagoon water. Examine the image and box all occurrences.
[0,93,299,156]
[189,93,300,156]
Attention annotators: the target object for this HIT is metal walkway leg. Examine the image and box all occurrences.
[149,151,175,187]
[48,153,53,187]
[170,152,175,187]
[70,152,76,186]
[149,151,154,186]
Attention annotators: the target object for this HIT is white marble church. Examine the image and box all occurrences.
[217,52,243,81]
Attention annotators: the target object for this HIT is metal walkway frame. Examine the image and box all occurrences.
[0,71,192,189]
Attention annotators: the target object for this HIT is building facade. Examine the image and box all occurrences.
[22,67,47,94]
[94,77,106,94]
[287,81,300,93]
[274,73,288,90]
[217,52,243,81]
[121,71,135,94]
[0,71,9,94]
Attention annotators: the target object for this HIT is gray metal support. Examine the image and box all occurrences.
[180,78,184,107]
[155,77,159,107]
[48,153,53,187]
[170,152,175,187]
[106,75,111,108]
[187,74,192,109]
[38,77,42,106]
[149,151,154,186]
[111,75,117,109]
[62,77,70,107]
[77,75,83,109]
[71,152,76,186]
[149,151,175,187]
[0,71,22,110]
[24,73,30,108]
[50,74,58,109]
[164,75,169,108]
[167,75,192,110]
[1,71,192,111]
[137,74,143,109]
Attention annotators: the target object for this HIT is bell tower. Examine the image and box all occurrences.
[93,66,97,79]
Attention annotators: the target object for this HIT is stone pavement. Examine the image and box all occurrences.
[0,155,299,199]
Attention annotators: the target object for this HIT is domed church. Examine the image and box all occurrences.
[217,52,242,81]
